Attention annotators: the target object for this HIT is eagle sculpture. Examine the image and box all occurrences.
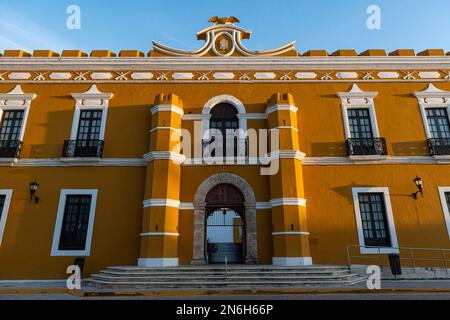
[208,16,240,25]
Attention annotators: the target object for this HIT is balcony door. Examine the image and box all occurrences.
[207,103,239,157]
[426,108,450,156]
[0,110,24,158]
[74,110,103,157]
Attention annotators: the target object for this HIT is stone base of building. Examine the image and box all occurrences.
[137,258,179,267]
[272,257,313,266]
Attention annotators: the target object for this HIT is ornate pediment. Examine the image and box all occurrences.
[151,17,297,57]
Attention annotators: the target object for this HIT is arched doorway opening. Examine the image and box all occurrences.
[192,173,257,265]
[206,184,245,264]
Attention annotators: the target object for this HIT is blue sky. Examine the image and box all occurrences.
[0,0,449,54]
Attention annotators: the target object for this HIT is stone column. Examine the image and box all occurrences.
[138,93,184,267]
[266,93,312,266]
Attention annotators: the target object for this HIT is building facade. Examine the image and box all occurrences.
[0,19,450,279]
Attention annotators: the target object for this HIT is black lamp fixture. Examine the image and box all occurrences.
[412,176,424,199]
[29,180,40,203]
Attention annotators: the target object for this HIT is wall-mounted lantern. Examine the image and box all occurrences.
[29,180,40,203]
[412,176,423,200]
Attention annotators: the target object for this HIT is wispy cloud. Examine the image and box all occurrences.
[0,5,72,52]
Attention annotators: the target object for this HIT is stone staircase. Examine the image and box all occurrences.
[86,265,366,289]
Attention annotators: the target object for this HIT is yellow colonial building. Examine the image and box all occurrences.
[1,19,450,280]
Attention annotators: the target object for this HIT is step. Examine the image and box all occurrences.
[90,274,359,283]
[106,266,349,273]
[86,279,364,288]
[98,270,350,277]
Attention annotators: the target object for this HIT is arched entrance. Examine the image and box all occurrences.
[206,184,245,263]
[192,173,257,265]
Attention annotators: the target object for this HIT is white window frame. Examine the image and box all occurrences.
[337,84,380,140]
[0,86,36,161]
[0,189,13,246]
[438,187,450,239]
[69,85,113,141]
[352,187,399,254]
[51,189,98,256]
[414,84,450,141]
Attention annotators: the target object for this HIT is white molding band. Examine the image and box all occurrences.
[143,151,186,164]
[272,257,313,266]
[266,104,298,115]
[270,198,307,207]
[51,189,98,257]
[137,258,179,267]
[150,104,184,116]
[150,126,182,134]
[438,187,450,239]
[179,202,195,210]
[140,232,179,237]
[143,199,180,208]
[0,189,13,247]
[352,187,399,254]
[272,231,310,236]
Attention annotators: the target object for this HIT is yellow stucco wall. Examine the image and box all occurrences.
[0,79,449,279]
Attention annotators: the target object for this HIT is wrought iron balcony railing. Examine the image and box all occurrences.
[427,138,450,156]
[0,140,23,158]
[346,138,387,157]
[62,140,104,158]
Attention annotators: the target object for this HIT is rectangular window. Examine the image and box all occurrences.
[357,193,390,247]
[348,109,373,139]
[77,110,103,141]
[51,189,97,256]
[58,195,93,251]
[0,110,24,141]
[438,187,450,239]
[0,190,13,246]
[426,108,450,139]
[0,195,5,222]
[352,187,398,254]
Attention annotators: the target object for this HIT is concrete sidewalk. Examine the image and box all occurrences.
[2,279,450,299]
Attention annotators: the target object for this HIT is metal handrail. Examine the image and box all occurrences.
[224,256,228,280]
[347,244,450,277]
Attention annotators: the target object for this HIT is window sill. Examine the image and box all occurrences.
[51,249,90,257]
[0,158,18,164]
[60,157,102,164]
[360,247,399,255]
[349,155,388,162]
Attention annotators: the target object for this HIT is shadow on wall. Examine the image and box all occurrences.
[390,141,429,156]
[310,142,347,157]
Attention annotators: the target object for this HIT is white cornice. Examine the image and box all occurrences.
[1,56,450,71]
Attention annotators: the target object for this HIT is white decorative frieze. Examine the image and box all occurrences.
[49,72,72,80]
[377,72,400,79]
[418,72,441,79]
[8,72,31,80]
[172,72,194,80]
[254,72,276,79]
[130,72,153,80]
[90,72,113,80]
[295,72,317,79]
[213,72,235,80]
[336,72,359,79]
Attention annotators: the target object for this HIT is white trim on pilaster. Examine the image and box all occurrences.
[142,199,180,208]
[270,198,307,207]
